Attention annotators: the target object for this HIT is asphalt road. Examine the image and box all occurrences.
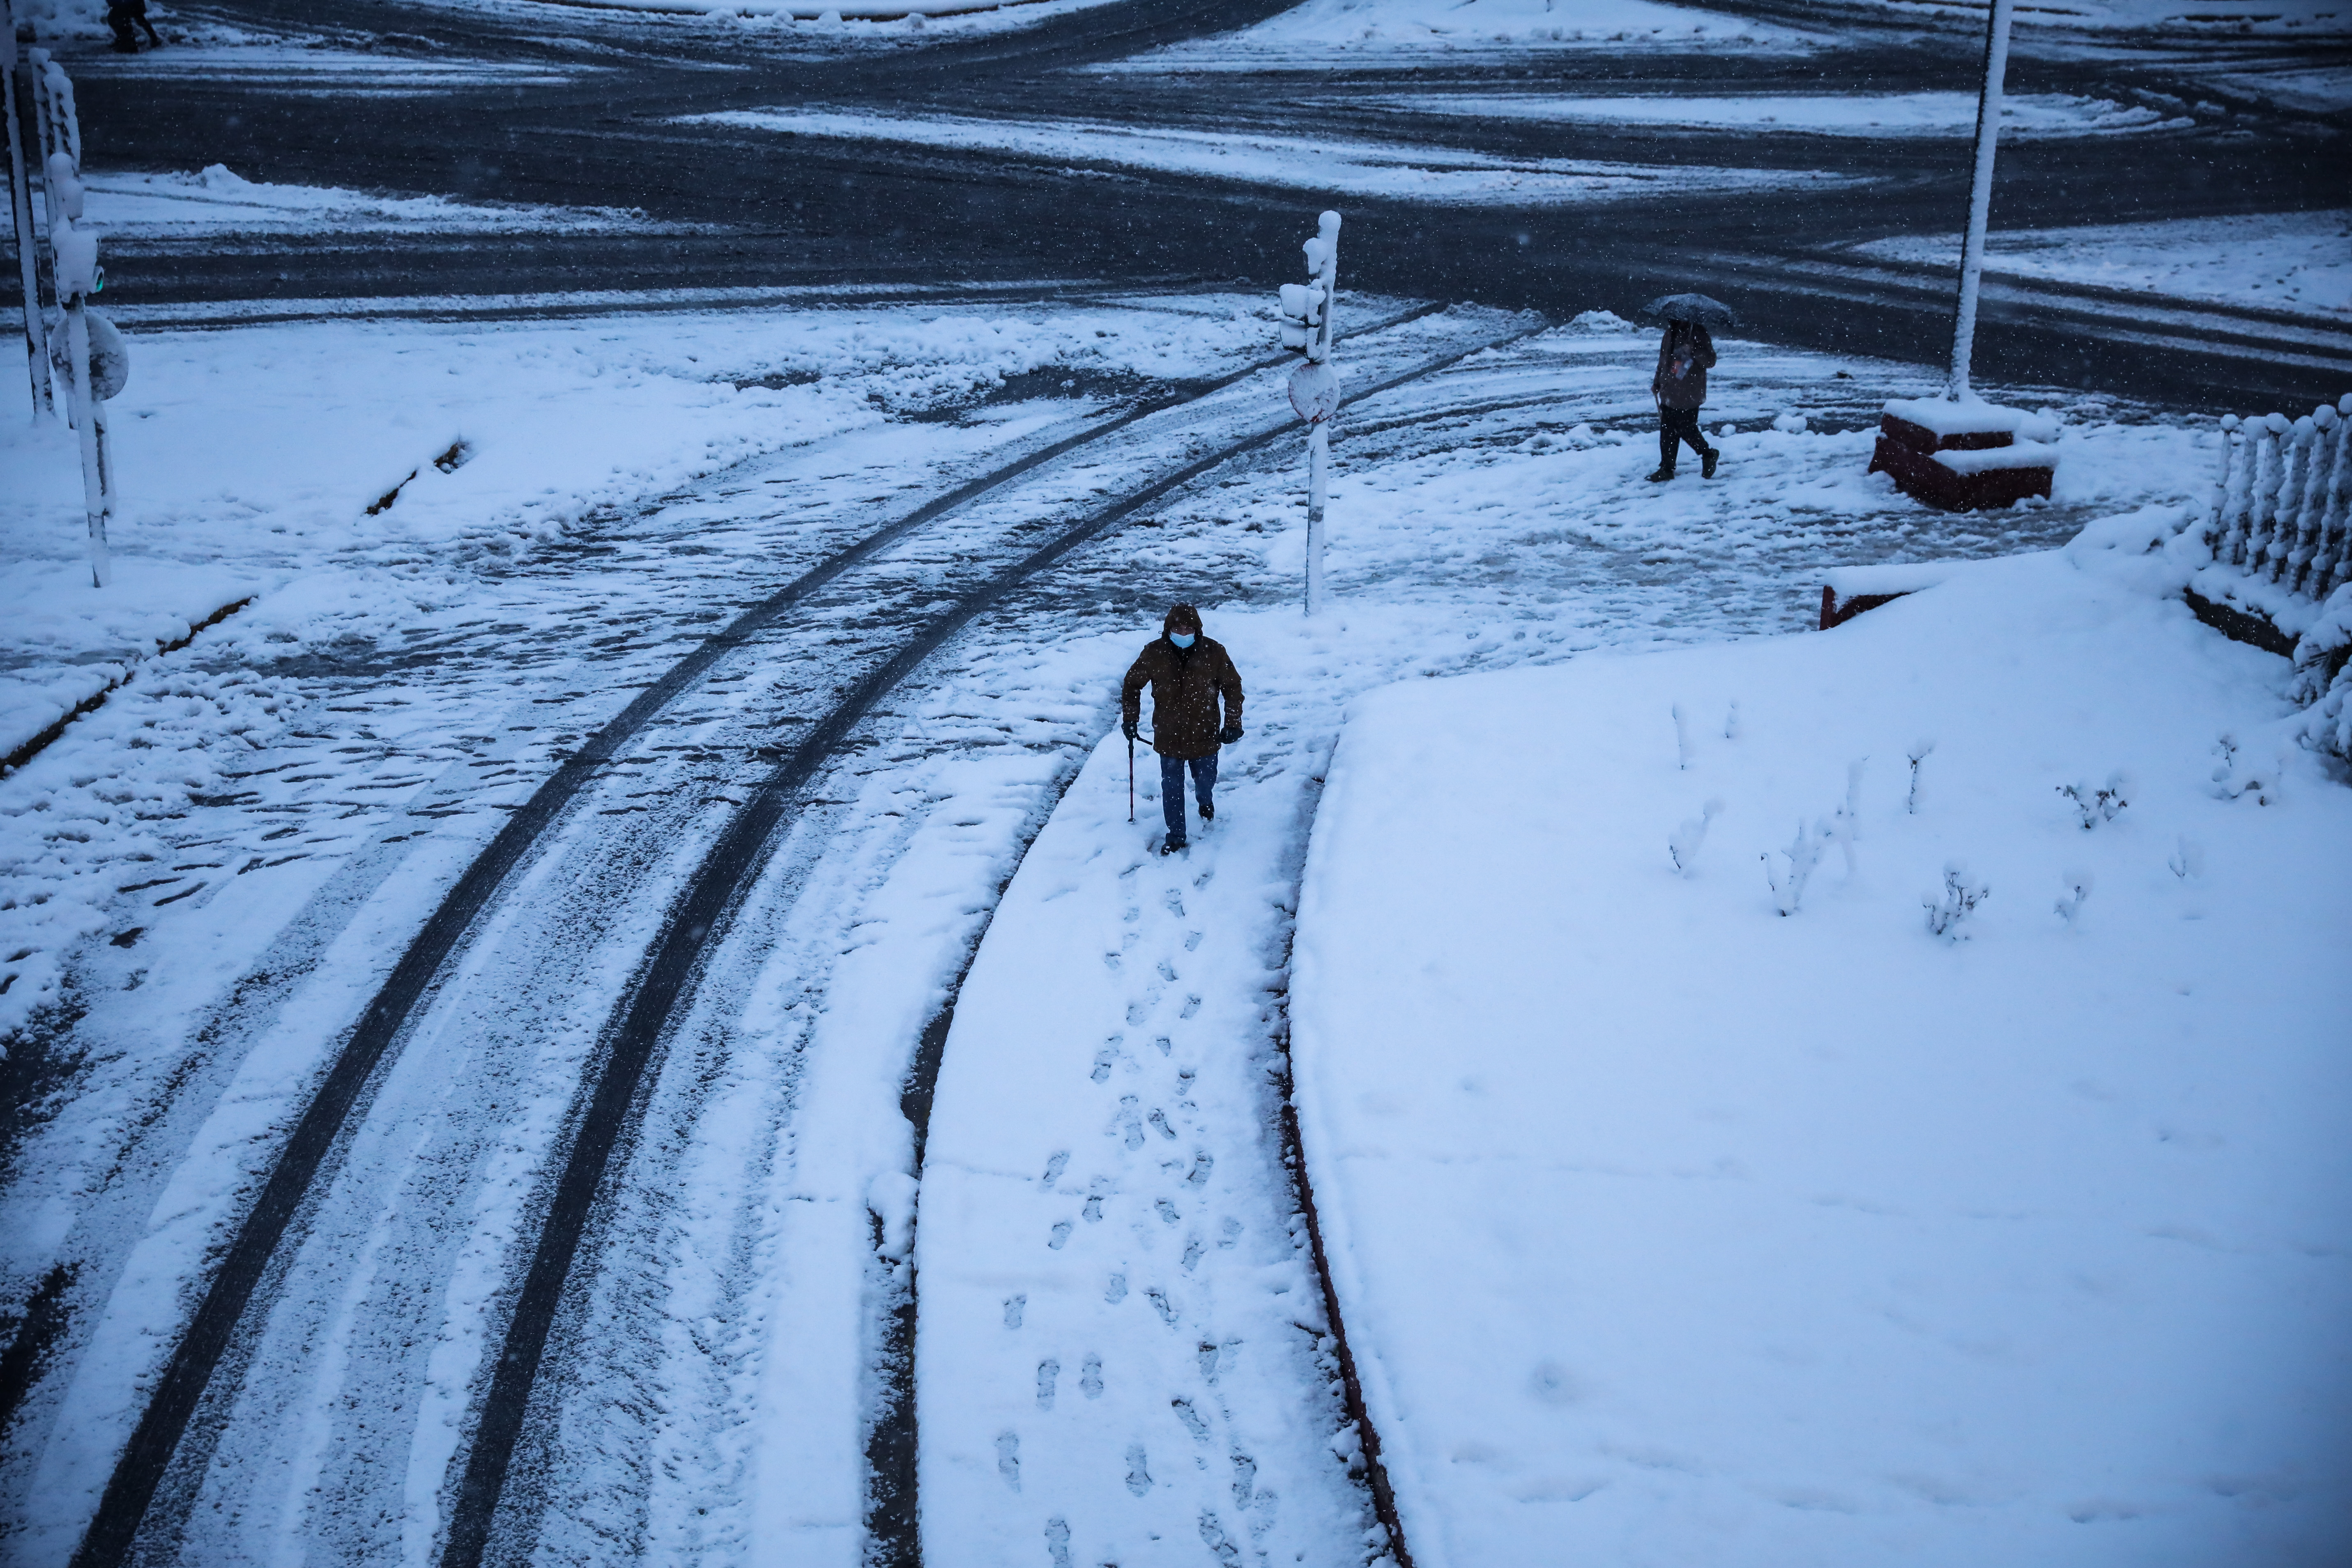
[37,0,2352,408]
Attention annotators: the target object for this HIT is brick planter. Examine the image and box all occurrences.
[1869,397,2057,512]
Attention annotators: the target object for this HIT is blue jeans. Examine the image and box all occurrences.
[1160,751,1217,841]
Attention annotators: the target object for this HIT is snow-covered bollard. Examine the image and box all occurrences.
[1868,396,2057,512]
[1275,210,1343,616]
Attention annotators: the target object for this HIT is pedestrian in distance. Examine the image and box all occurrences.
[106,0,161,50]
[1649,318,1720,483]
[1121,604,1243,856]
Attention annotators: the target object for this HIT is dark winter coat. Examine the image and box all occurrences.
[1652,322,1717,411]
[1122,635,1243,761]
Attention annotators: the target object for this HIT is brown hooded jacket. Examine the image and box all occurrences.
[1121,606,1243,761]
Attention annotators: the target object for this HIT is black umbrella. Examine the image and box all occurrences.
[1640,292,1740,330]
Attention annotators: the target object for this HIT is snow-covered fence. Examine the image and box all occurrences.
[2205,397,2352,608]
[2187,393,2352,760]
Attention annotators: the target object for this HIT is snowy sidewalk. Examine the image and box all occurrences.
[916,699,1377,1566]
[1290,541,2352,1566]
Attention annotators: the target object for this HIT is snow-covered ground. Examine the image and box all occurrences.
[688,108,1853,205]
[1,281,2297,1566]
[1290,538,2351,1566]
[1099,0,1825,68]
[1853,211,2352,320]
[63,48,598,91]
[64,165,686,238]
[1372,91,2191,137]
[1841,0,2349,36]
[0,296,1270,1041]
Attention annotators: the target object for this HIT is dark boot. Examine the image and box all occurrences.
[1702,447,1719,479]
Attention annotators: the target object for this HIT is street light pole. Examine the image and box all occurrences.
[1948,0,2015,401]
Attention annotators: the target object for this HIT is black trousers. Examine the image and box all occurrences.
[1658,407,1712,472]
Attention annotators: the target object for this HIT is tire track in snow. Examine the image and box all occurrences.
[58,301,1457,1568]
[439,310,1550,1567]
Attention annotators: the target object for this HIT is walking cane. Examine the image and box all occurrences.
[1128,732,1135,823]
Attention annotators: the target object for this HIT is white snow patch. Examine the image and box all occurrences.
[1292,548,2352,1567]
[1854,211,2352,320]
[687,108,1853,205]
[72,164,687,236]
[1367,90,2185,136]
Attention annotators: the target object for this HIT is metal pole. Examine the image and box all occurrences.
[55,218,105,585]
[1948,0,2014,400]
[2,3,48,417]
[1305,422,1328,617]
[1304,209,1339,616]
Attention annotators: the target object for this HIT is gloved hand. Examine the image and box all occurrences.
[1219,723,1243,746]
[1122,716,1139,741]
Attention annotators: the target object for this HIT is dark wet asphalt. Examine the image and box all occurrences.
[41,0,2352,408]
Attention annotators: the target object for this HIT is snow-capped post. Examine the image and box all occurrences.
[54,215,113,587]
[1948,0,2015,399]
[1277,210,1342,616]
[2,3,48,417]
[1865,0,2051,516]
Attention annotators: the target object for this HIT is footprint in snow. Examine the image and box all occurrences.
[1231,1454,1256,1509]
[1037,1358,1059,1410]
[1156,1199,1180,1225]
[996,1432,1020,1491]
[1125,1444,1153,1497]
[1219,1218,1241,1248]
[1181,1237,1204,1272]
[1046,1517,1073,1568]
[1081,1353,1104,1398]
[1105,1273,1128,1305]
[1185,930,1203,951]
[1147,1287,1177,1326]
[1083,1178,1108,1222]
[1153,1035,1171,1056]
[1112,1097,1144,1150]
[1003,1295,1025,1329]
[1126,995,1159,1026]
[1158,959,1178,982]
[1185,1151,1213,1187]
[1180,996,1201,1019]
[1148,1109,1177,1140]
[1091,1045,1116,1084]
[1041,1150,1068,1186]
[1172,1396,1211,1442]
[1164,890,1185,917]
[1047,1220,1072,1250]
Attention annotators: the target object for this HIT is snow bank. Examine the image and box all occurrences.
[1292,548,2352,1567]
[73,165,677,235]
[1366,91,2184,137]
[1102,0,1822,65]
[1855,212,2352,320]
[689,109,1848,206]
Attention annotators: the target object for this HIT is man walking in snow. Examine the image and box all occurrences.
[1121,604,1243,855]
[1649,318,1720,483]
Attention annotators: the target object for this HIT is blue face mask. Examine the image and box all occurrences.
[1169,631,1196,649]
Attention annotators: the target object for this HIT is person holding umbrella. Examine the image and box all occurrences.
[1643,293,1735,483]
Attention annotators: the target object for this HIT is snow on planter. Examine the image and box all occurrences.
[1291,544,2351,1568]
[1871,397,2060,511]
